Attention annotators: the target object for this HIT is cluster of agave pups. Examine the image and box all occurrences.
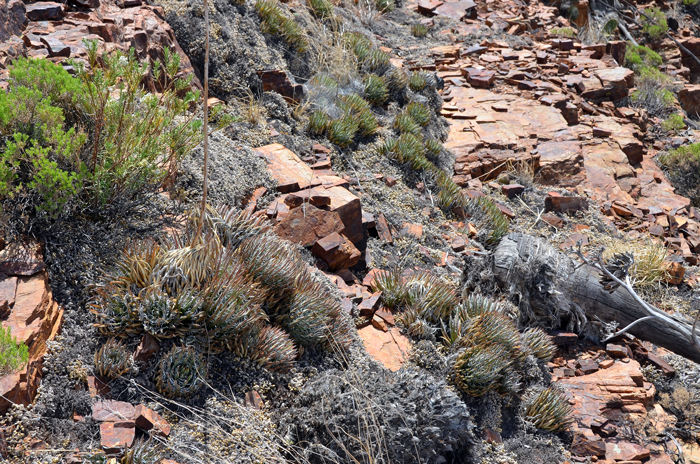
[372,268,573,432]
[91,204,354,397]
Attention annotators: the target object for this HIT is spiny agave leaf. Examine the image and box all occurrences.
[112,239,161,290]
[525,387,574,432]
[404,271,458,323]
[192,203,271,250]
[453,343,513,397]
[237,324,298,372]
[91,284,142,337]
[371,268,408,309]
[94,338,130,379]
[237,234,306,307]
[156,345,207,397]
[463,311,523,360]
[521,327,556,361]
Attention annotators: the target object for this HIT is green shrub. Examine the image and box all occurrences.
[0,327,29,376]
[641,7,668,40]
[658,142,700,205]
[156,345,207,397]
[307,0,333,18]
[409,71,426,91]
[362,74,388,106]
[624,45,662,71]
[662,113,685,132]
[412,24,428,38]
[683,0,698,6]
[94,338,130,379]
[629,66,675,118]
[255,0,309,52]
[550,27,576,37]
[525,387,574,432]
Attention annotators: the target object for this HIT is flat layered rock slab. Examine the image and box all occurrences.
[559,359,654,428]
[636,158,691,213]
[255,143,317,193]
[357,326,410,372]
[581,141,635,205]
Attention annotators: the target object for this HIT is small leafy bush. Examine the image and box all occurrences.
[624,45,662,71]
[662,113,685,133]
[525,387,574,432]
[629,66,675,117]
[255,0,309,52]
[641,7,668,40]
[550,27,576,37]
[0,327,29,376]
[412,24,428,38]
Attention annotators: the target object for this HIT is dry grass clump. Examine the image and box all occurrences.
[598,236,669,286]
[92,204,353,394]
[412,23,429,37]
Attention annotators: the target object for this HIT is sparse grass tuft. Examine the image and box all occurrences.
[599,236,669,286]
[94,338,130,379]
[412,24,429,37]
[525,387,574,432]
[550,27,576,37]
[625,45,663,71]
[376,0,395,12]
[362,74,388,105]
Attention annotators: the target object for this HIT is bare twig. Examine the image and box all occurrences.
[197,0,211,239]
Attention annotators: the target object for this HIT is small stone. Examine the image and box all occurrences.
[599,359,614,369]
[371,315,389,332]
[605,441,650,462]
[244,391,264,409]
[311,233,361,271]
[451,237,466,252]
[400,223,423,239]
[92,400,135,422]
[606,344,627,358]
[545,192,588,213]
[541,213,565,228]
[385,176,396,187]
[501,184,525,198]
[358,292,382,317]
[134,405,170,437]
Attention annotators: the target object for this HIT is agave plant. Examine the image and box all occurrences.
[237,324,299,372]
[453,343,513,397]
[156,345,207,397]
[94,338,130,379]
[362,49,391,75]
[327,115,360,148]
[525,387,574,432]
[122,438,162,464]
[521,327,556,361]
[385,67,408,93]
[403,271,458,323]
[237,234,305,306]
[278,272,338,346]
[92,286,142,338]
[406,102,431,126]
[137,289,204,339]
[424,138,443,157]
[308,110,329,136]
[371,268,408,309]
[393,112,421,136]
[194,203,271,250]
[409,72,427,92]
[363,74,388,106]
[463,311,523,360]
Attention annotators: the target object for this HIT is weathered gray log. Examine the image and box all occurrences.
[492,233,700,364]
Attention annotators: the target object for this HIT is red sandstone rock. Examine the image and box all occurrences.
[545,192,588,213]
[274,204,345,247]
[92,400,135,422]
[257,69,305,102]
[134,333,160,364]
[100,421,135,454]
[245,390,264,409]
[256,144,317,193]
[24,2,64,21]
